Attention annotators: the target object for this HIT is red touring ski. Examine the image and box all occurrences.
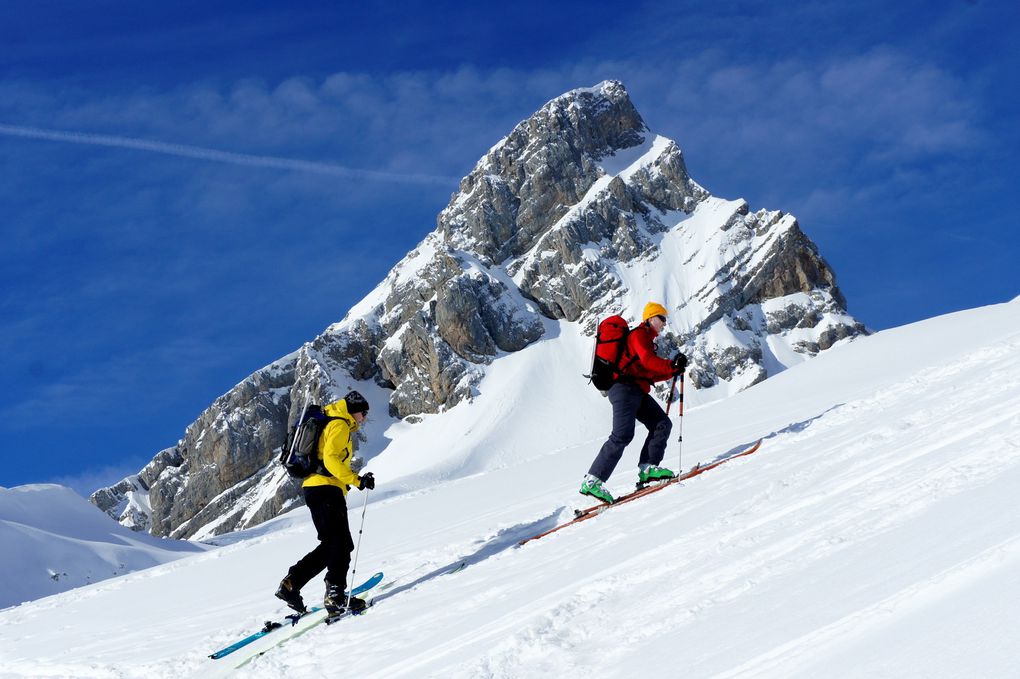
[520,439,763,545]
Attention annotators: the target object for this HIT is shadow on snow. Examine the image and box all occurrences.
[371,510,561,603]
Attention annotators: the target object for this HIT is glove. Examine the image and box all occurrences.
[671,353,688,375]
[359,472,375,491]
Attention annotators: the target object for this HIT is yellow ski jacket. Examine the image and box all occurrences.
[302,399,362,494]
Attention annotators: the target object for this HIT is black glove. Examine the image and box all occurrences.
[359,472,375,491]
[671,353,688,375]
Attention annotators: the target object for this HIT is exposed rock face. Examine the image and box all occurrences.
[146,363,295,539]
[441,81,648,265]
[92,80,867,539]
[89,475,151,533]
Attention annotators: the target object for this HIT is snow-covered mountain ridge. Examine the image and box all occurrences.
[93,80,864,539]
[4,298,1017,677]
[0,484,204,609]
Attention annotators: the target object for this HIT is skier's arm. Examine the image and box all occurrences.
[320,420,361,487]
[630,330,674,379]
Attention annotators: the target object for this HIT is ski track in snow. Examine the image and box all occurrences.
[713,534,1020,678]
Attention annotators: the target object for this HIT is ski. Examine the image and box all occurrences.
[519,439,763,545]
[234,595,374,669]
[230,559,469,668]
[208,571,383,660]
[208,608,321,660]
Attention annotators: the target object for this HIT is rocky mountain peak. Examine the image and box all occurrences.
[440,80,648,265]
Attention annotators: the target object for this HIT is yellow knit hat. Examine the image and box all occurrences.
[642,302,668,322]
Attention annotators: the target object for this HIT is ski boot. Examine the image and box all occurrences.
[274,576,307,613]
[637,465,675,488]
[324,581,368,623]
[579,475,615,505]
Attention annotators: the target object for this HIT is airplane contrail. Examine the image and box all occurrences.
[0,122,460,186]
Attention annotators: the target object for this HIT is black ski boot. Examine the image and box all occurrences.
[275,576,306,613]
[324,580,368,622]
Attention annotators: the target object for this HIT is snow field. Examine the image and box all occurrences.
[1,300,1018,678]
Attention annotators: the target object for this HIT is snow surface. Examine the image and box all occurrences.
[0,485,205,609]
[1,298,1018,677]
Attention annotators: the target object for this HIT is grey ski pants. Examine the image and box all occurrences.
[588,381,672,481]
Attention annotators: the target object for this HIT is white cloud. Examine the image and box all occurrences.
[0,47,982,197]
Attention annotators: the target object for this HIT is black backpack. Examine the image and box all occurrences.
[278,405,341,479]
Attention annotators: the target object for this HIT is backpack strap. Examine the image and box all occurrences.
[615,327,643,379]
[314,416,348,477]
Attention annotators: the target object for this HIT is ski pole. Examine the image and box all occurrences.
[665,373,678,415]
[676,375,684,472]
[345,488,370,611]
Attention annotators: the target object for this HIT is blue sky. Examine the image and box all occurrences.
[2,0,1017,495]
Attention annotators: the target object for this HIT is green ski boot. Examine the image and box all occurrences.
[580,475,614,504]
[638,465,676,485]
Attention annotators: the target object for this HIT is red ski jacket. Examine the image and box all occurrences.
[619,322,675,393]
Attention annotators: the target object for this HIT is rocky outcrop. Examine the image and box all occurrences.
[93,80,867,539]
[441,81,648,265]
[89,475,150,533]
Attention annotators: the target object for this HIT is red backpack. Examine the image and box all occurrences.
[588,315,637,390]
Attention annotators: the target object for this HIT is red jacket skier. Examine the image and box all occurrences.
[617,311,676,393]
[581,302,687,504]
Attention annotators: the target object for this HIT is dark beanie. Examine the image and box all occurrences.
[344,390,369,414]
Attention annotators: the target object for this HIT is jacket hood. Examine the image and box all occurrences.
[323,399,359,430]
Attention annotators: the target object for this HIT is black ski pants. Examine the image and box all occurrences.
[287,485,354,590]
[588,380,672,481]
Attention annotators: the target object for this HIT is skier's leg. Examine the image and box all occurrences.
[286,544,327,591]
[322,502,354,588]
[285,486,335,589]
[636,392,672,467]
[587,382,643,481]
[319,490,357,615]
[277,485,334,611]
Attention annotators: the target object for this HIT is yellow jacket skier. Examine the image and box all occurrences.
[275,391,376,618]
[302,399,363,492]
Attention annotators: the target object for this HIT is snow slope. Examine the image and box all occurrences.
[0,485,205,609]
[1,298,1018,678]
